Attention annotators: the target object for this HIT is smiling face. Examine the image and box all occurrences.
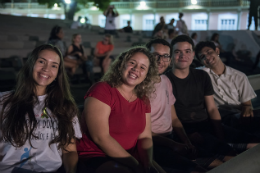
[150,43,171,74]
[172,42,194,70]
[33,49,60,95]
[198,46,221,68]
[121,52,150,87]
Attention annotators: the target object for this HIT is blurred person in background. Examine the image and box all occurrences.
[103,5,119,35]
[94,34,114,74]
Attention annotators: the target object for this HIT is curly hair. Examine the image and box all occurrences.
[101,46,159,101]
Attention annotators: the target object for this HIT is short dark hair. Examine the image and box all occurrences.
[191,33,197,39]
[146,38,172,57]
[195,41,216,60]
[168,29,175,36]
[211,33,219,41]
[171,35,194,51]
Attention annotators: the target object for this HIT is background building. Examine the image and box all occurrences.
[0,0,258,31]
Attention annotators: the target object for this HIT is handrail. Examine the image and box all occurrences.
[1,0,249,10]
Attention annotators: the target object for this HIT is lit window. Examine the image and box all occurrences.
[220,19,236,30]
[144,19,154,30]
[192,13,208,30]
[98,15,106,28]
[218,14,237,30]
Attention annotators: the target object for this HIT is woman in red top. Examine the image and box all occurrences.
[77,47,165,172]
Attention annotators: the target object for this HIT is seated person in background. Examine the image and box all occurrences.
[77,47,165,173]
[166,35,258,156]
[166,29,177,44]
[122,20,133,33]
[195,41,260,136]
[94,34,114,74]
[67,34,94,82]
[166,18,175,30]
[0,44,82,173]
[152,16,165,38]
[210,33,239,64]
[191,33,198,46]
[146,39,217,171]
[48,26,78,76]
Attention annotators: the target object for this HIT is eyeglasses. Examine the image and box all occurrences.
[153,53,171,62]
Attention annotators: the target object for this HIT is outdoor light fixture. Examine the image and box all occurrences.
[90,6,98,10]
[64,0,71,4]
[191,0,197,5]
[140,1,146,7]
[136,1,148,10]
[54,3,58,8]
[80,18,86,24]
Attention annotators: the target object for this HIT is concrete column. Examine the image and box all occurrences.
[237,9,241,30]
[153,10,156,27]
[130,10,133,24]
[207,10,210,30]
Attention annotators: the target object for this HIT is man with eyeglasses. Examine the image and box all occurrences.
[195,41,260,136]
[145,39,208,172]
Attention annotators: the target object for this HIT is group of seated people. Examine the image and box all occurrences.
[0,34,259,173]
[47,25,115,82]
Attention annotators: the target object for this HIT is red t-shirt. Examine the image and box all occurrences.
[96,41,114,54]
[77,82,151,158]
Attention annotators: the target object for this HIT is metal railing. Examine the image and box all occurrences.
[1,0,250,9]
[110,0,250,9]
[3,3,48,9]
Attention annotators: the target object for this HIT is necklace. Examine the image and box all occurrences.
[118,88,134,102]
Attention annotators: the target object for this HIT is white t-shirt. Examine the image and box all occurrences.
[176,19,188,35]
[105,14,116,30]
[0,91,82,173]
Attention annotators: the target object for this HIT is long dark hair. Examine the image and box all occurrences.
[48,25,62,41]
[0,44,78,150]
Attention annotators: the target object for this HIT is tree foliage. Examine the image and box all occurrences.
[92,0,111,11]
[37,0,111,19]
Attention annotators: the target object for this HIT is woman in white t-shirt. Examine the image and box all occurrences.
[0,44,82,173]
[103,5,119,35]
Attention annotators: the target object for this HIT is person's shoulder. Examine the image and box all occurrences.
[0,91,12,98]
[0,91,12,102]
[84,82,112,99]
[91,82,112,90]
[96,41,103,46]
[161,74,170,82]
[226,66,246,78]
[191,68,210,78]
[196,66,210,73]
